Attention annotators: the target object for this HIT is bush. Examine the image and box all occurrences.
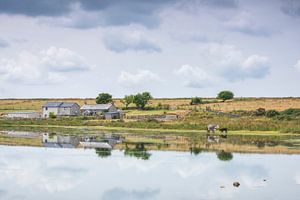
[255,108,266,116]
[49,112,56,119]
[266,110,280,117]
[156,103,170,110]
[280,108,300,116]
[190,97,202,105]
[275,108,300,120]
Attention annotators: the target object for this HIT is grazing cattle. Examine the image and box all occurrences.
[219,128,228,134]
[219,128,228,138]
[207,124,219,133]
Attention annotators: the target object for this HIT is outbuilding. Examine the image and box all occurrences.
[6,112,41,119]
[81,103,123,119]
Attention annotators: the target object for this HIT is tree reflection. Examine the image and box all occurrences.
[216,150,233,161]
[124,143,151,160]
[95,148,112,158]
[190,147,202,156]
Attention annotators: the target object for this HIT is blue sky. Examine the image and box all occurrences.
[0,0,299,98]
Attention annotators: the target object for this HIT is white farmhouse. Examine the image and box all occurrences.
[42,102,80,118]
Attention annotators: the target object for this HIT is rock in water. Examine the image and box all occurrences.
[233,182,240,187]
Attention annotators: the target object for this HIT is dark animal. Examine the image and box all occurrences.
[219,128,228,138]
[219,128,228,133]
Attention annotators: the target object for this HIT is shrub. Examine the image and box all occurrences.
[266,110,280,117]
[156,103,170,110]
[255,108,266,116]
[190,97,202,105]
[49,112,56,119]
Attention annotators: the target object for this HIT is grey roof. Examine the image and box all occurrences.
[81,104,113,110]
[43,102,78,108]
[43,102,63,107]
[60,102,79,108]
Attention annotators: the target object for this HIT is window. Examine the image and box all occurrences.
[45,107,48,110]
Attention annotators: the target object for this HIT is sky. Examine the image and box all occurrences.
[0,0,299,98]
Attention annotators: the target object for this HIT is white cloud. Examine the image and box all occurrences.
[294,60,300,71]
[295,173,300,184]
[118,70,162,87]
[202,43,270,81]
[41,46,90,72]
[224,11,272,36]
[175,44,270,88]
[103,29,161,53]
[0,47,91,84]
[174,65,217,88]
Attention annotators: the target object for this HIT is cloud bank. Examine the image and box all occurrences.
[0,47,90,84]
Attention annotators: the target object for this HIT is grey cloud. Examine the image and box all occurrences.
[226,26,272,37]
[0,0,74,16]
[103,32,161,53]
[200,0,238,8]
[0,0,238,29]
[0,189,7,197]
[281,0,300,17]
[0,39,9,48]
[101,188,160,200]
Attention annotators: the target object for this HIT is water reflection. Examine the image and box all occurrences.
[189,147,202,155]
[95,148,112,158]
[216,150,233,161]
[124,143,152,160]
[0,145,300,200]
[101,188,160,200]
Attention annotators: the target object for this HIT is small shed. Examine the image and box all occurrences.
[81,103,117,116]
[104,111,122,119]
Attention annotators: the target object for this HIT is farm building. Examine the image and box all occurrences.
[5,112,41,119]
[42,102,80,118]
[81,103,123,119]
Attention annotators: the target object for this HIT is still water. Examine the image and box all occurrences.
[0,145,299,200]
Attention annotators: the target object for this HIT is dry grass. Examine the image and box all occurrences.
[0,98,300,115]
[200,98,300,112]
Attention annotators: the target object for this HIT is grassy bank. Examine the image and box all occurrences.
[1,109,300,133]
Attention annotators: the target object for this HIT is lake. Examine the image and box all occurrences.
[0,145,299,200]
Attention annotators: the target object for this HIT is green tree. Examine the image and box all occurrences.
[122,95,134,109]
[96,93,113,104]
[190,97,202,105]
[133,92,153,110]
[217,91,234,102]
